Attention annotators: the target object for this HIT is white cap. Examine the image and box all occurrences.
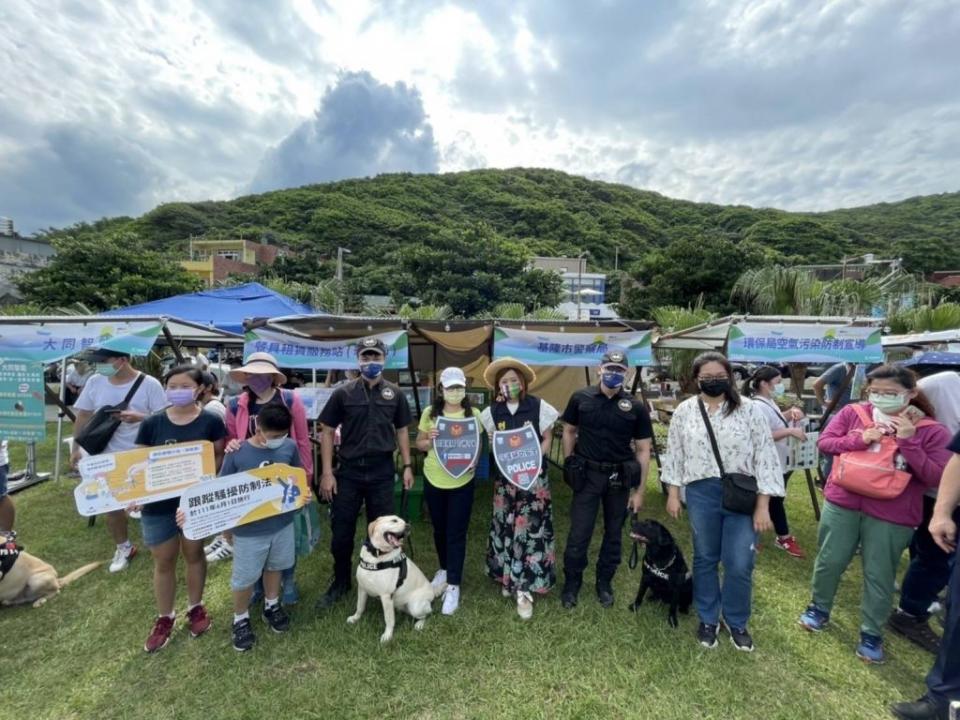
[439,367,467,388]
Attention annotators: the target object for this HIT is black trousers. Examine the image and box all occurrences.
[562,465,629,591]
[329,454,395,584]
[927,516,960,707]
[423,480,475,586]
[900,498,957,618]
[769,472,792,537]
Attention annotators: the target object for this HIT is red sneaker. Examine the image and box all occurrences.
[775,535,806,558]
[144,616,175,653]
[186,604,211,638]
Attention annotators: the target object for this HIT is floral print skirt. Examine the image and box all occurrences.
[486,474,556,594]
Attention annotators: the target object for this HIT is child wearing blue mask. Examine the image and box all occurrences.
[216,402,303,652]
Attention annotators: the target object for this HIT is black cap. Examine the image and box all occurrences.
[600,349,628,367]
[85,348,131,361]
[356,338,387,357]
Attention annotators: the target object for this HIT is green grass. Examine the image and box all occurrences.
[3,427,934,720]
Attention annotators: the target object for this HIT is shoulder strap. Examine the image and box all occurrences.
[229,395,240,415]
[850,403,873,428]
[759,397,789,428]
[819,364,857,430]
[122,373,146,405]
[696,398,726,477]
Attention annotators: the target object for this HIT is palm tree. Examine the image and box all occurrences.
[394,303,453,320]
[477,302,566,320]
[731,266,824,315]
[652,298,715,394]
[888,302,960,333]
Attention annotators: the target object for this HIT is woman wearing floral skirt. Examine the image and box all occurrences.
[480,357,560,620]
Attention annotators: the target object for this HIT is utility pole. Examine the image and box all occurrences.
[335,246,351,315]
[576,250,587,321]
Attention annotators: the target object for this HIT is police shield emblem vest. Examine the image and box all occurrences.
[433,417,481,479]
[493,426,542,491]
[618,399,632,412]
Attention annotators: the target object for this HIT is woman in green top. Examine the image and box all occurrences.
[415,367,483,616]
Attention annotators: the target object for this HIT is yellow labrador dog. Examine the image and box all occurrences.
[0,534,100,608]
[347,515,444,644]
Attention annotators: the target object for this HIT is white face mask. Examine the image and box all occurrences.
[263,434,288,450]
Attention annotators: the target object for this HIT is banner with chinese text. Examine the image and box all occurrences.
[179,464,309,540]
[244,328,408,370]
[74,441,216,516]
[0,360,46,441]
[0,320,162,363]
[492,327,653,367]
[727,323,882,363]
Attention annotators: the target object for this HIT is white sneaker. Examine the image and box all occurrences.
[431,569,447,591]
[128,510,142,520]
[517,591,533,620]
[206,540,233,562]
[501,586,512,598]
[203,534,225,555]
[441,585,460,615]
[109,544,137,573]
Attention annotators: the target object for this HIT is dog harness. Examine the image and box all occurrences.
[360,539,408,593]
[642,556,693,582]
[0,532,21,583]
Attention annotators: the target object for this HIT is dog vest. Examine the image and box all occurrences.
[0,534,21,582]
[360,539,408,592]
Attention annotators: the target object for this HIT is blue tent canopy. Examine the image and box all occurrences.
[104,282,319,335]
[899,351,960,368]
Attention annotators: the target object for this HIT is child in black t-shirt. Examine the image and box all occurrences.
[134,365,225,653]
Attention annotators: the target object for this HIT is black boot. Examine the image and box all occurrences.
[596,580,614,608]
[890,696,949,720]
[315,578,350,611]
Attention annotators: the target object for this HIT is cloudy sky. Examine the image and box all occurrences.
[1,0,958,233]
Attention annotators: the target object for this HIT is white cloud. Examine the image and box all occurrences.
[0,0,958,232]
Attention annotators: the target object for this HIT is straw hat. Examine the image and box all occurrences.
[229,352,287,385]
[483,357,536,389]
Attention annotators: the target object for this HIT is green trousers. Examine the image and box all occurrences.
[810,501,915,637]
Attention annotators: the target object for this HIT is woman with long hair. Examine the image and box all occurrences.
[662,351,784,652]
[741,366,808,558]
[800,364,952,664]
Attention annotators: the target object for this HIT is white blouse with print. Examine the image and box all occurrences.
[661,396,785,496]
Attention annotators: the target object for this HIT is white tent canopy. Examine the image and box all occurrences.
[882,328,960,347]
[654,315,882,351]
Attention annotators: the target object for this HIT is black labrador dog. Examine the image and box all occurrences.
[628,517,693,628]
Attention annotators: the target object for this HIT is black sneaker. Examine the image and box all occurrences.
[560,590,578,609]
[891,696,949,720]
[888,610,941,654]
[315,580,350,611]
[232,618,256,652]
[696,622,718,648]
[727,625,755,652]
[262,603,291,633]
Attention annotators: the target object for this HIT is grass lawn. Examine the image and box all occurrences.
[2,424,934,720]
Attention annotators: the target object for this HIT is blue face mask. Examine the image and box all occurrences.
[360,363,384,380]
[601,372,625,389]
[96,362,118,377]
[773,384,786,397]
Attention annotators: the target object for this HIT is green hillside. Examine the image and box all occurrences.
[25,168,960,316]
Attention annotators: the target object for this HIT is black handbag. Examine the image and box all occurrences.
[696,399,758,515]
[74,374,146,455]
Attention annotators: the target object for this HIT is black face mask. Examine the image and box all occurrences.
[699,379,730,397]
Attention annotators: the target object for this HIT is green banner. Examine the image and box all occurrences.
[493,327,653,367]
[245,328,409,370]
[0,320,163,363]
[0,360,46,441]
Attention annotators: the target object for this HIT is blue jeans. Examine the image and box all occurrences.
[685,478,758,629]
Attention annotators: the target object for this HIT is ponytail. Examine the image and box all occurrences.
[741,365,781,398]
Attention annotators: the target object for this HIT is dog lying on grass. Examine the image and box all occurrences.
[0,532,100,608]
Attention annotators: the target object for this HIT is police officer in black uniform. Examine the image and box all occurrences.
[560,349,653,609]
[315,338,414,609]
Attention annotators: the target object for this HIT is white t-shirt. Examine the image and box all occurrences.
[918,371,960,436]
[203,399,227,421]
[73,373,167,454]
[752,397,791,473]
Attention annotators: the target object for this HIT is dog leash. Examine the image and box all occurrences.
[623,511,640,570]
[399,486,415,559]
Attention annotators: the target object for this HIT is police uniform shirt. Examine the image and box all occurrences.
[561,385,653,463]
[319,377,413,461]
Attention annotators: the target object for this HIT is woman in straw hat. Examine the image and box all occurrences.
[480,357,560,620]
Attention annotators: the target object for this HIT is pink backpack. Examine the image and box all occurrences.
[830,404,933,500]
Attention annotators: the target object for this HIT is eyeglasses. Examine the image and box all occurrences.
[868,390,904,398]
[698,374,729,381]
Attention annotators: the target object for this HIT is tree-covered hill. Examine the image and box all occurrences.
[23,168,960,316]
